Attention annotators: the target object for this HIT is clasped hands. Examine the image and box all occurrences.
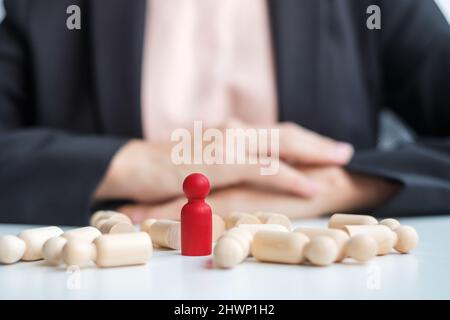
[95,120,399,222]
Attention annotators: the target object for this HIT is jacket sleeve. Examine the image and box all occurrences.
[347,0,450,217]
[0,0,127,225]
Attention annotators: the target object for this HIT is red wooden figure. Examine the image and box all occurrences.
[181,173,213,256]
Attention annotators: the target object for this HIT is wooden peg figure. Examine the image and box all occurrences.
[181,173,213,256]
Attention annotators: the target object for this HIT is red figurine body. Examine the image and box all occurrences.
[181,173,213,256]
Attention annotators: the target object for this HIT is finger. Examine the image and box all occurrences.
[147,198,185,220]
[298,126,354,161]
[279,123,354,165]
[119,200,183,223]
[210,187,325,219]
[242,161,320,198]
[285,139,354,165]
[118,204,153,224]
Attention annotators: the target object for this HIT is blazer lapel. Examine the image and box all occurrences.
[269,0,321,128]
[89,0,146,137]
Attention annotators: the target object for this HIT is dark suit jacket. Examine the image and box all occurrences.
[1,0,450,225]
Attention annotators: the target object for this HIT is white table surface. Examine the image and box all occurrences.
[0,216,449,300]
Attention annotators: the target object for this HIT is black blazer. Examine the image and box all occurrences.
[1,0,450,225]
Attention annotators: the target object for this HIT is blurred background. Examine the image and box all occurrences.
[0,0,449,226]
[0,0,449,149]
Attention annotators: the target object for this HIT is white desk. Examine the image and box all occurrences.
[0,216,449,300]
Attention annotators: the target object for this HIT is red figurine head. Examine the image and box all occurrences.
[182,173,210,200]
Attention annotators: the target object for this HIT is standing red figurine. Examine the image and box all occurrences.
[181,173,213,256]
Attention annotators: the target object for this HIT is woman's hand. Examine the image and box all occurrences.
[118,166,400,223]
[94,122,354,203]
[225,119,354,165]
